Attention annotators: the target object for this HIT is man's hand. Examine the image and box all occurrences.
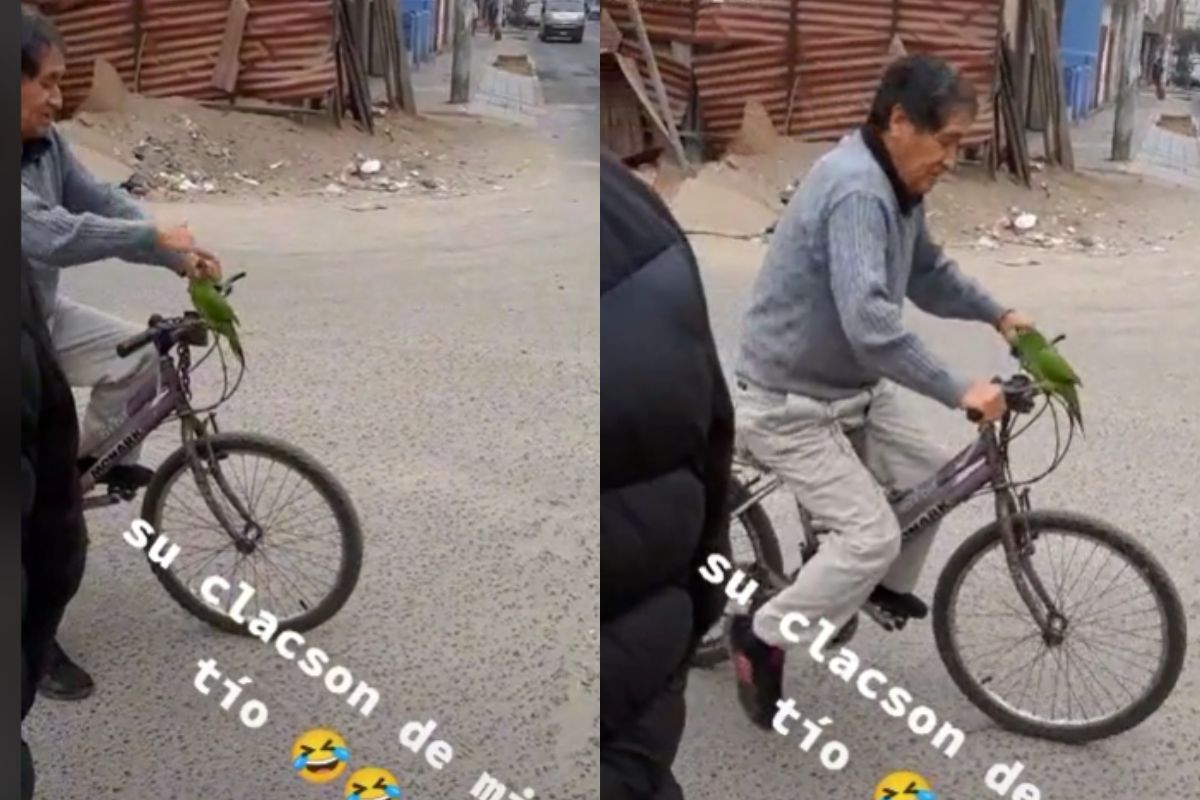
[176,251,223,281]
[996,309,1035,344]
[959,380,1006,423]
[156,224,196,253]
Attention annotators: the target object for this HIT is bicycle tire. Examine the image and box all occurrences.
[141,432,364,636]
[933,509,1187,743]
[691,477,787,669]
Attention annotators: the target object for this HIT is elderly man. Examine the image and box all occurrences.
[729,55,1035,727]
[21,5,222,700]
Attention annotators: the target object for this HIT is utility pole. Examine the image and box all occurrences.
[451,0,472,104]
[1112,0,1146,161]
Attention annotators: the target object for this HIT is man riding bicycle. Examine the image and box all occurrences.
[20,7,222,701]
[728,54,1034,728]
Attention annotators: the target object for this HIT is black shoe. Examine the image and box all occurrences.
[37,643,95,701]
[102,464,156,491]
[869,585,928,620]
[728,615,785,730]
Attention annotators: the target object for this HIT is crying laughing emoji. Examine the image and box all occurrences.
[344,767,403,799]
[291,728,351,784]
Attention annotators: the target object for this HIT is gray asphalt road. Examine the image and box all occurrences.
[24,103,599,799]
[675,228,1200,798]
[529,21,600,164]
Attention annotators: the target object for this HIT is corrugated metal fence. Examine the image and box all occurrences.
[32,0,338,113]
[604,0,1003,147]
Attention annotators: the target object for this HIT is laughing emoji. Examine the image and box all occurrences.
[344,767,403,799]
[291,728,351,784]
[875,771,935,800]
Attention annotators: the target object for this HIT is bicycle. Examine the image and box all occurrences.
[694,373,1187,744]
[80,272,363,636]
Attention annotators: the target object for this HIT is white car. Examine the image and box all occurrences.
[540,0,586,42]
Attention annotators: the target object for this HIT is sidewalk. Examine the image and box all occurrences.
[408,26,544,126]
[1063,89,1200,189]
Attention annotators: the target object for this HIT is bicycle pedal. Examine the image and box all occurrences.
[864,602,908,632]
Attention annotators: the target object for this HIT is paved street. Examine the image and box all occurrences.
[674,191,1200,798]
[24,36,599,800]
[529,21,601,165]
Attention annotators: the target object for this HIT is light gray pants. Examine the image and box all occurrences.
[49,297,157,464]
[735,379,948,649]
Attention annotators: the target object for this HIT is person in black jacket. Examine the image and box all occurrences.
[600,151,734,799]
[21,252,89,800]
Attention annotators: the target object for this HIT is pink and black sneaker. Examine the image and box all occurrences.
[728,615,785,730]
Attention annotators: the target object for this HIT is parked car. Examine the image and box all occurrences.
[540,0,586,42]
[586,0,600,19]
[514,0,542,28]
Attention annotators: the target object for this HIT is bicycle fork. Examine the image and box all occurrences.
[182,414,263,553]
[987,453,1068,646]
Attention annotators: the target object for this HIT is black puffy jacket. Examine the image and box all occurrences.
[21,253,88,800]
[600,153,734,800]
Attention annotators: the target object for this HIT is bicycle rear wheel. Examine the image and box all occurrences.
[141,432,363,635]
[933,510,1186,743]
[691,478,786,668]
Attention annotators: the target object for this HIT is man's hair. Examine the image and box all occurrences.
[22,5,65,79]
[867,54,977,133]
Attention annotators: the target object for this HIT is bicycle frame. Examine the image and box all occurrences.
[80,351,188,501]
[79,336,262,550]
[733,419,1064,637]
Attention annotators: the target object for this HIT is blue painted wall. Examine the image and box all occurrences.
[1059,0,1107,118]
[1060,0,1106,67]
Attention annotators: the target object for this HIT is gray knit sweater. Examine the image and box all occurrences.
[21,126,183,315]
[735,129,1006,410]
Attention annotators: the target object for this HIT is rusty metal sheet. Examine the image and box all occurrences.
[619,0,1002,148]
[32,0,337,113]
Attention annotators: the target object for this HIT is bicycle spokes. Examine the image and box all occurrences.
[951,529,1169,727]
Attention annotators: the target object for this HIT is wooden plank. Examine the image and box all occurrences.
[211,0,251,94]
[373,0,398,105]
[384,0,416,113]
[625,0,690,172]
[337,0,376,132]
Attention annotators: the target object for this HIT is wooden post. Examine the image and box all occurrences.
[624,0,689,171]
[450,0,472,103]
[1112,0,1144,162]
[1015,0,1032,120]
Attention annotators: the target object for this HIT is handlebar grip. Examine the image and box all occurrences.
[116,328,156,358]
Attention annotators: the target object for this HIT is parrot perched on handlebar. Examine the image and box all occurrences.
[1012,329,1081,431]
[189,277,244,365]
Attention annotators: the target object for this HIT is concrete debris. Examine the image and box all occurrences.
[1013,212,1038,232]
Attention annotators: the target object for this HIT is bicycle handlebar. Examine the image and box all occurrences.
[115,312,207,358]
[965,375,1038,424]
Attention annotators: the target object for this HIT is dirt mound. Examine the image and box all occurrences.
[59,93,533,203]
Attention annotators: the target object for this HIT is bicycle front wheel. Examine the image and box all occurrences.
[933,510,1186,743]
[141,432,363,635]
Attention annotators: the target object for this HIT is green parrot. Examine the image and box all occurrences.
[189,277,244,365]
[1012,328,1081,431]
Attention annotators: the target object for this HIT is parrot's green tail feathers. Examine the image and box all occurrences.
[227,329,245,366]
[1057,382,1084,434]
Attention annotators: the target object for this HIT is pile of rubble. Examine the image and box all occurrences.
[64,94,523,203]
[968,205,1177,260]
